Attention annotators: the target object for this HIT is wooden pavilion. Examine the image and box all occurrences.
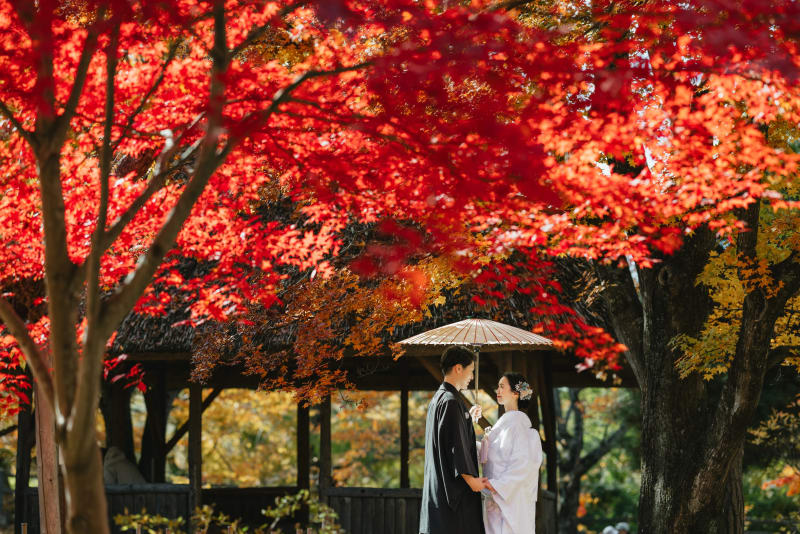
[10,214,637,533]
[13,295,636,534]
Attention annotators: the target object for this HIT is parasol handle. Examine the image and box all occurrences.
[473,346,480,405]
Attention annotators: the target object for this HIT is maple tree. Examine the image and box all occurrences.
[1,0,800,532]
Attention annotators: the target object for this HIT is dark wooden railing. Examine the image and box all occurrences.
[323,487,557,534]
[20,485,557,533]
[20,485,300,533]
[22,484,192,534]
[203,485,298,526]
[324,487,422,534]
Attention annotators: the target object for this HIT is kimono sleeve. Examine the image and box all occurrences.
[489,426,542,501]
[436,398,479,508]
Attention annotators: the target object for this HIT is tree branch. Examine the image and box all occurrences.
[94,0,230,343]
[0,297,54,407]
[0,100,37,148]
[595,261,646,384]
[575,424,627,478]
[489,0,536,11]
[73,24,121,454]
[102,126,204,253]
[111,39,183,153]
[766,345,800,370]
[164,387,222,453]
[85,23,120,339]
[229,1,310,58]
[219,62,372,158]
[773,250,800,288]
[52,16,102,145]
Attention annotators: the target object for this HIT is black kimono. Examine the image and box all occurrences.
[419,382,485,534]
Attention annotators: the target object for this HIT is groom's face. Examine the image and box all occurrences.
[455,361,475,390]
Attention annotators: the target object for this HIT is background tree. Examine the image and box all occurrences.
[555,388,639,534]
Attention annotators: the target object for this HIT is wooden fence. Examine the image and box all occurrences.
[325,487,421,534]
[20,485,557,533]
[20,485,298,533]
[323,487,557,534]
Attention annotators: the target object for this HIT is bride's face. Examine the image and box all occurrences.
[495,376,518,407]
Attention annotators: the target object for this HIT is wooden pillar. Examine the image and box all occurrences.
[35,379,64,534]
[400,387,410,488]
[101,379,136,466]
[319,396,332,497]
[495,352,513,417]
[188,384,203,510]
[14,388,34,534]
[526,355,542,429]
[142,365,167,482]
[297,403,310,490]
[541,353,558,494]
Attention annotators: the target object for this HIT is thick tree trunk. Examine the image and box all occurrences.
[632,223,767,534]
[638,375,745,534]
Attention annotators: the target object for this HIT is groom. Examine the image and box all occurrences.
[419,346,487,534]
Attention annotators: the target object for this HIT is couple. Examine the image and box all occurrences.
[419,346,544,534]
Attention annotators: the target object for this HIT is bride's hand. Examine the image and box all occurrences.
[469,404,482,423]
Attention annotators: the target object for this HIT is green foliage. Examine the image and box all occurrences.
[113,509,186,533]
[261,489,342,533]
[743,462,800,527]
[192,505,251,533]
[112,490,343,534]
[567,388,640,533]
[749,395,800,472]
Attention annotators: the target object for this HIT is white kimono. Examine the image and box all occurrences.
[480,410,543,534]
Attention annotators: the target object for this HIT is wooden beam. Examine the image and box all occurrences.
[319,395,333,496]
[188,383,203,510]
[400,387,410,488]
[123,351,192,362]
[542,354,558,494]
[164,387,222,454]
[489,352,513,417]
[297,403,310,490]
[415,356,491,429]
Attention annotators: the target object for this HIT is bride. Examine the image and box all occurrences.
[478,372,543,534]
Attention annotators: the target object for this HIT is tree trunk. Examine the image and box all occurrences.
[62,442,109,534]
[35,360,64,534]
[631,226,762,534]
[637,373,745,534]
[558,477,582,534]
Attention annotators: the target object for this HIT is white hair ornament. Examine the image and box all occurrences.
[515,381,533,401]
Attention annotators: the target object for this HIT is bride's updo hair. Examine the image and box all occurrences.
[503,372,532,411]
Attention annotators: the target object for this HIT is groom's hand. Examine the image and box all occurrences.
[462,474,485,492]
[469,404,482,423]
[482,478,497,494]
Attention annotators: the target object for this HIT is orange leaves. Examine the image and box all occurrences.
[762,466,800,497]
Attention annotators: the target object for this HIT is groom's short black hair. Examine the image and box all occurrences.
[440,346,475,375]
